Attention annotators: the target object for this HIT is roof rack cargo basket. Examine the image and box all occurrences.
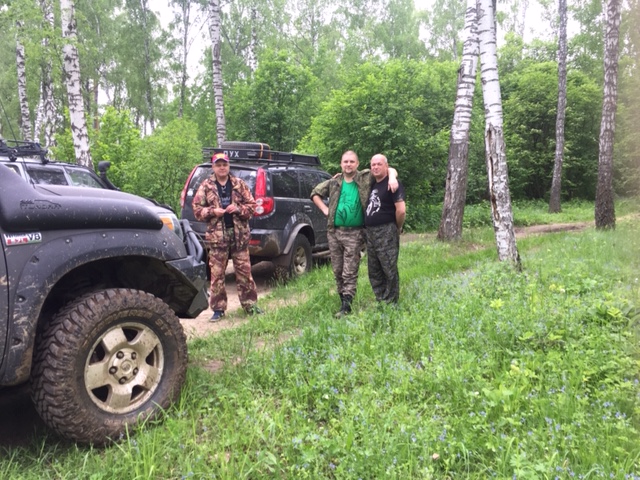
[202,146,320,166]
[0,140,49,163]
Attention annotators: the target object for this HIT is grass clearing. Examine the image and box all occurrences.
[2,202,639,479]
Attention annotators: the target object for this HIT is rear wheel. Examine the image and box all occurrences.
[275,234,312,280]
[31,288,187,444]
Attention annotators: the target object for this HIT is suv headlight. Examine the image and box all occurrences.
[158,212,184,241]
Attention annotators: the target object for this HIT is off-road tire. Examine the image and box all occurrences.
[30,288,188,445]
[275,234,312,281]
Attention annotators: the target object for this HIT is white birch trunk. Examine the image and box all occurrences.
[35,0,57,147]
[208,0,226,145]
[16,23,33,141]
[595,0,621,229]
[477,0,520,265]
[549,0,568,213]
[61,0,92,167]
[438,0,479,241]
[140,0,155,131]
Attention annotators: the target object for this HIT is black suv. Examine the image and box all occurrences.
[180,142,331,278]
[0,162,208,444]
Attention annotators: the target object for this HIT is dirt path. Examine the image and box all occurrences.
[180,221,596,339]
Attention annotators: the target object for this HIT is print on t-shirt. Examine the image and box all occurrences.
[366,187,381,217]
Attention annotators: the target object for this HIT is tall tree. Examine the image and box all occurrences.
[424,0,466,60]
[61,0,92,167]
[595,0,621,229]
[438,0,479,241]
[477,0,520,265]
[208,0,226,145]
[33,0,56,147]
[15,21,32,141]
[548,0,568,213]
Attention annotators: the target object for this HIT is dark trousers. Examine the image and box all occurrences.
[365,222,400,303]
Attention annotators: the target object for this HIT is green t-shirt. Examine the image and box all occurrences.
[334,179,364,227]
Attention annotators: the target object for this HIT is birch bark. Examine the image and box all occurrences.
[595,0,621,229]
[438,0,479,241]
[208,0,227,145]
[477,0,520,265]
[549,0,568,213]
[61,0,92,167]
[16,22,33,141]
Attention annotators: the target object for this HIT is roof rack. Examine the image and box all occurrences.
[0,140,49,164]
[202,147,320,166]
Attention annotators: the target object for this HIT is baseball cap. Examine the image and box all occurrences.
[212,152,230,163]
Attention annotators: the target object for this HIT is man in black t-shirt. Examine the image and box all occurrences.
[364,154,406,304]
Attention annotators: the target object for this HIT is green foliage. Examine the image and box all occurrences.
[300,59,458,212]
[91,106,142,187]
[126,117,202,212]
[226,50,320,151]
[502,62,601,200]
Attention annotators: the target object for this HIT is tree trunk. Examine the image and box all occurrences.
[548,0,568,213]
[140,0,155,131]
[595,0,621,230]
[249,7,258,72]
[477,0,520,266]
[438,0,479,241]
[16,22,33,141]
[34,0,56,147]
[61,0,92,168]
[208,0,226,145]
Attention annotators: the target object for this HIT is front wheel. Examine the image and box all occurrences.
[31,288,188,444]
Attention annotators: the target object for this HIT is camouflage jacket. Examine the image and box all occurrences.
[192,174,256,249]
[310,169,373,230]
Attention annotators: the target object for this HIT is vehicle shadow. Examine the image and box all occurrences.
[0,384,49,449]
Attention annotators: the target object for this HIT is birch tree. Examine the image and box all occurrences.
[16,21,32,141]
[61,0,92,167]
[438,0,479,241]
[548,0,568,213]
[208,0,226,145]
[595,0,621,229]
[477,0,520,265]
[33,0,56,147]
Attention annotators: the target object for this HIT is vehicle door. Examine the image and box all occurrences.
[299,170,331,249]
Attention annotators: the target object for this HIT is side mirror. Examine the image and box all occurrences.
[97,161,119,190]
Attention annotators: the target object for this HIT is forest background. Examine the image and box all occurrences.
[0,0,638,230]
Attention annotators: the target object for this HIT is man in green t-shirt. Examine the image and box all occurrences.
[311,150,397,317]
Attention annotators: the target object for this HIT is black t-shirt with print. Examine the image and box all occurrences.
[364,176,405,227]
[216,180,234,227]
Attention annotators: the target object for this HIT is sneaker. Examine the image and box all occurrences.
[210,310,225,322]
[245,305,263,315]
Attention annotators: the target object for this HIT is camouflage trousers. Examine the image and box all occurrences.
[365,222,400,304]
[328,227,365,298]
[207,228,257,311]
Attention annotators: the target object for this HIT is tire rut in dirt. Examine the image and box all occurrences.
[30,288,187,444]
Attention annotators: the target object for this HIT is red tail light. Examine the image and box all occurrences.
[180,167,198,209]
[254,167,274,216]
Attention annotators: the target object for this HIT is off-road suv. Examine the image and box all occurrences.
[180,141,332,278]
[0,158,208,444]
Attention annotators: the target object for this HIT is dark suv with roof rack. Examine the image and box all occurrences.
[180,141,332,278]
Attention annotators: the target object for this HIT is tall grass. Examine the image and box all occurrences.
[1,210,639,479]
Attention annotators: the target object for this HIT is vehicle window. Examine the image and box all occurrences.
[66,168,105,188]
[2,163,21,175]
[299,171,329,198]
[272,170,299,198]
[187,167,212,197]
[231,169,256,193]
[26,166,68,185]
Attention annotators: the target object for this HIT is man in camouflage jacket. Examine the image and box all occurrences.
[192,152,262,321]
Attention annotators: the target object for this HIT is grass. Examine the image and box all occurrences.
[2,201,640,479]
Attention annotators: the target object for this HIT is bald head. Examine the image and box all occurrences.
[370,154,389,181]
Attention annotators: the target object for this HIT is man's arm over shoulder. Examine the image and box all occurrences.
[395,200,406,231]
